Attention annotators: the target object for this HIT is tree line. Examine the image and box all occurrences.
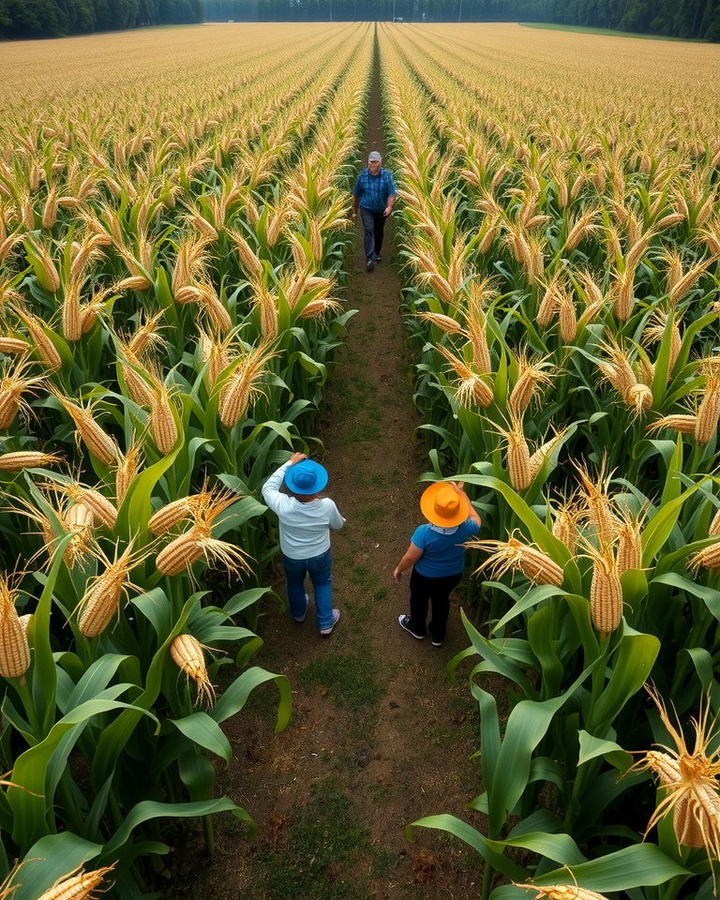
[1,0,717,43]
[204,0,720,40]
[0,0,202,38]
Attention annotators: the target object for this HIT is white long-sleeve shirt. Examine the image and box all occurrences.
[261,462,346,559]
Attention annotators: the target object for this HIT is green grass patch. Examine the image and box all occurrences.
[356,503,387,525]
[250,777,374,898]
[352,563,371,579]
[300,650,383,711]
[519,22,704,42]
[423,723,456,747]
[367,471,390,487]
[350,422,382,442]
[344,596,372,619]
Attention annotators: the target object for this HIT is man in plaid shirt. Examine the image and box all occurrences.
[352,150,397,272]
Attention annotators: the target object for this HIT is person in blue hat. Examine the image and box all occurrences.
[261,452,345,635]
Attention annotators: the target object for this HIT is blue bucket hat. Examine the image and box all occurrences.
[284,459,328,495]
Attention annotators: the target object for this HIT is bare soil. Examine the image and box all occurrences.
[171,54,492,900]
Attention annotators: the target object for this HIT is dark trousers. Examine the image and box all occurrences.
[359,207,386,261]
[408,569,462,643]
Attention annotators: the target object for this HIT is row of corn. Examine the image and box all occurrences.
[0,23,372,896]
[380,23,720,900]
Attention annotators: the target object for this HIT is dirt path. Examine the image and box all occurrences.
[175,46,486,900]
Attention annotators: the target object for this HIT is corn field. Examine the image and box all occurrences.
[2,17,720,899]
[0,22,372,896]
[380,22,720,900]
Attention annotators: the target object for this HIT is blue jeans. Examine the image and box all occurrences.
[282,549,334,631]
[359,206,386,261]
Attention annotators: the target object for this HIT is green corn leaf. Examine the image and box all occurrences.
[492,584,560,634]
[28,534,74,738]
[211,495,268,538]
[211,666,291,732]
[684,648,720,705]
[460,609,534,694]
[171,712,233,762]
[642,483,700,565]
[9,699,157,849]
[101,798,255,859]
[485,831,586,867]
[115,441,182,541]
[62,654,136,711]
[91,596,195,790]
[488,662,598,835]
[587,626,660,733]
[652,572,720,622]
[178,751,216,801]
[532,843,689,890]
[578,730,632,770]
[223,587,272,617]
[405,814,527,879]
[470,682,502,792]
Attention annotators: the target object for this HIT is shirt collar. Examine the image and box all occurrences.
[429,524,459,535]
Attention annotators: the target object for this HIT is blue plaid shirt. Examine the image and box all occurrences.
[353,168,397,212]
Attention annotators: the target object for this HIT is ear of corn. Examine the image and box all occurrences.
[0,576,30,679]
[37,864,115,900]
[514,884,609,900]
[54,393,118,465]
[469,535,564,586]
[170,634,215,707]
[588,548,623,634]
[0,451,61,471]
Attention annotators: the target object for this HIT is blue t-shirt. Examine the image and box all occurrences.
[411,519,480,578]
[352,168,397,212]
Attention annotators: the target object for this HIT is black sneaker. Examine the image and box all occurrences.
[398,615,424,640]
[431,639,443,648]
[366,258,375,272]
[374,254,382,263]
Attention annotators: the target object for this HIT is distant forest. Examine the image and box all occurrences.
[205,0,720,40]
[1,0,718,40]
[0,0,202,38]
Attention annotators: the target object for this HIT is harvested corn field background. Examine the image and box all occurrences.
[0,19,719,900]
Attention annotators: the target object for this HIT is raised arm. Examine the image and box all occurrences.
[261,453,306,513]
[392,542,423,583]
[453,481,481,527]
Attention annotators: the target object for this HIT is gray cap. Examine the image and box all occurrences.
[368,151,382,162]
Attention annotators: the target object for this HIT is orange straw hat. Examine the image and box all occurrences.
[420,482,471,528]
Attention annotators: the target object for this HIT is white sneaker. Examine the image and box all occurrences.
[320,608,340,635]
[293,593,310,623]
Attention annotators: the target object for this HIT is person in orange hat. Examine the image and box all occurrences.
[392,481,481,647]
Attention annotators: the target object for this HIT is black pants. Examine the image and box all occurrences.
[408,570,462,643]
[360,207,386,261]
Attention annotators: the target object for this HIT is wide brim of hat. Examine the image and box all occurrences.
[284,460,328,495]
[420,482,471,527]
